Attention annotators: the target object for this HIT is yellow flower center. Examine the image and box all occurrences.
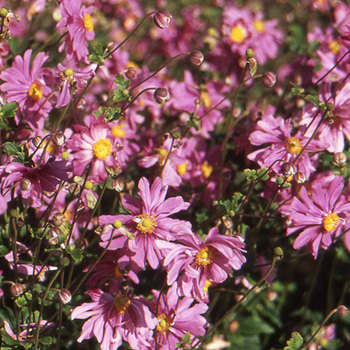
[253,19,265,33]
[113,294,130,314]
[64,68,74,77]
[200,91,211,109]
[111,124,126,138]
[201,161,213,179]
[231,24,247,44]
[136,214,157,235]
[323,212,339,232]
[28,82,43,101]
[329,40,341,55]
[195,247,214,267]
[177,161,188,176]
[157,314,173,333]
[93,139,112,160]
[84,14,94,32]
[286,137,302,154]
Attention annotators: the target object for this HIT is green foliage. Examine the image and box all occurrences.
[0,101,18,130]
[89,42,105,66]
[284,332,304,350]
[66,244,83,262]
[244,167,269,182]
[217,192,243,216]
[113,74,131,103]
[94,106,123,123]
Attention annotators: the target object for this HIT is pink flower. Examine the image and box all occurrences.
[56,0,95,63]
[157,226,246,301]
[0,158,70,208]
[299,82,350,153]
[99,177,191,269]
[149,283,208,349]
[287,176,350,258]
[248,107,324,179]
[0,49,52,127]
[66,119,120,183]
[71,286,157,350]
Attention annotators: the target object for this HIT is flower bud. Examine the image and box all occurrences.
[10,283,25,297]
[32,136,42,148]
[262,72,276,88]
[20,179,31,191]
[293,171,306,184]
[61,151,69,160]
[246,48,255,58]
[337,305,348,317]
[113,178,125,192]
[248,57,257,76]
[333,152,347,166]
[153,10,172,29]
[274,247,284,259]
[48,226,61,245]
[0,8,8,18]
[59,289,72,304]
[154,87,170,104]
[189,50,204,66]
[281,162,296,177]
[125,67,137,80]
[53,212,66,226]
[53,133,65,146]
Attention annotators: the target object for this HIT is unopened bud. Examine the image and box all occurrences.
[153,10,172,29]
[61,257,70,266]
[61,151,69,160]
[189,50,204,66]
[229,320,239,333]
[113,178,125,192]
[59,289,72,304]
[154,87,170,104]
[274,247,284,259]
[10,283,25,297]
[53,133,65,146]
[281,162,296,177]
[20,179,31,191]
[0,8,8,18]
[293,171,306,184]
[262,72,276,88]
[337,305,348,317]
[85,191,97,209]
[113,220,122,229]
[334,152,347,166]
[248,57,257,75]
[125,67,137,80]
[53,212,66,226]
[246,48,255,58]
[85,181,93,190]
[125,179,135,191]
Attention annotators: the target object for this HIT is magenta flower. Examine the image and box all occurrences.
[0,158,70,208]
[157,226,246,301]
[71,285,157,350]
[248,108,324,179]
[0,49,52,126]
[149,283,208,349]
[66,120,120,183]
[99,177,191,269]
[56,0,95,63]
[287,176,350,258]
[299,82,350,153]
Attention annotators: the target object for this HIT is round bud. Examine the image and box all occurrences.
[113,220,122,229]
[125,67,137,80]
[229,320,239,333]
[189,50,204,66]
[20,179,31,191]
[32,136,42,148]
[85,181,93,190]
[59,289,72,304]
[0,8,8,18]
[337,305,348,317]
[293,171,306,184]
[61,257,70,266]
[273,247,284,259]
[262,72,277,88]
[281,162,296,177]
[10,283,25,297]
[246,48,255,58]
[334,152,347,166]
[53,133,65,146]
[61,151,69,160]
[154,87,170,104]
[53,212,66,226]
[113,178,125,192]
[153,10,172,29]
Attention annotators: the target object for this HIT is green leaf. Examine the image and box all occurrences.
[284,331,304,350]
[67,247,83,262]
[1,101,19,118]
[305,94,319,107]
[3,142,21,156]
[40,336,53,345]
[0,245,9,255]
